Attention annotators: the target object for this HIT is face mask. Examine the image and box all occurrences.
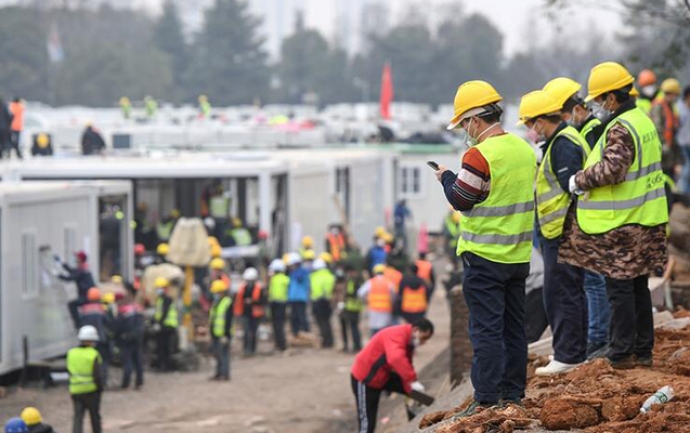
[156,288,164,296]
[642,85,657,97]
[376,238,386,247]
[529,121,546,144]
[590,98,612,122]
[567,108,581,128]
[213,294,221,301]
[463,118,476,147]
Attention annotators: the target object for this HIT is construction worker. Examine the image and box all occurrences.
[396,263,430,325]
[234,268,264,355]
[68,325,104,433]
[358,264,396,336]
[80,124,105,156]
[350,319,434,433]
[209,279,232,380]
[198,94,211,118]
[155,243,170,265]
[542,77,611,359]
[209,257,230,292]
[636,69,658,115]
[20,407,56,433]
[652,78,681,176]
[301,249,316,271]
[59,251,97,329]
[153,277,178,371]
[310,259,335,348]
[144,96,157,119]
[364,236,388,274]
[119,97,132,120]
[325,225,347,262]
[116,292,145,390]
[338,265,363,352]
[287,253,311,336]
[443,211,461,258]
[227,217,252,246]
[436,80,536,414]
[679,86,690,194]
[4,418,28,433]
[78,287,111,384]
[415,252,435,298]
[382,262,403,299]
[156,210,178,243]
[300,236,315,259]
[562,62,668,370]
[268,259,290,351]
[8,97,24,159]
[319,252,334,268]
[518,90,588,375]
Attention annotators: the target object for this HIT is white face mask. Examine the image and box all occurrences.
[464,118,500,147]
[642,84,657,97]
[589,96,613,122]
[529,120,546,144]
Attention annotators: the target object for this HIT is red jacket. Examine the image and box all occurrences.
[351,324,417,393]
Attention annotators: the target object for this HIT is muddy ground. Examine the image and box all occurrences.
[0,288,450,433]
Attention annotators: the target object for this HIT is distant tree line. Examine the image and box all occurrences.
[0,0,686,108]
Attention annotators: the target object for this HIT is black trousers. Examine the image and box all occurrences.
[351,373,407,433]
[72,391,102,433]
[243,315,260,354]
[605,275,654,361]
[289,301,310,336]
[270,302,287,351]
[525,287,548,343]
[9,130,21,158]
[541,237,587,364]
[312,299,334,348]
[340,311,362,352]
[156,327,175,370]
[120,340,144,388]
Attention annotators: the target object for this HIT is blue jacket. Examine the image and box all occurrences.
[288,266,310,302]
[365,246,387,273]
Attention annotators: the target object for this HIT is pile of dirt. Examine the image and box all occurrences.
[432,405,536,433]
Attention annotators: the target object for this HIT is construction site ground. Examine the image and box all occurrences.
[0,288,451,433]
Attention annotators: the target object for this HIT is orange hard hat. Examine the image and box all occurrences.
[87,287,101,301]
[637,69,657,87]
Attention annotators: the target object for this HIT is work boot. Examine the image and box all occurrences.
[498,398,524,408]
[535,360,581,376]
[586,342,608,359]
[451,400,493,419]
[607,355,636,370]
[636,355,653,368]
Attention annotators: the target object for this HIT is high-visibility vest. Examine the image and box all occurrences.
[415,260,433,284]
[580,117,602,150]
[401,286,427,314]
[209,196,229,218]
[535,126,589,239]
[310,269,335,301]
[9,102,24,131]
[637,98,653,116]
[269,273,290,302]
[154,297,179,328]
[653,99,679,145]
[457,133,537,263]
[345,280,363,312]
[209,296,232,338]
[445,216,461,248]
[67,346,101,395]
[383,268,402,293]
[234,283,264,318]
[157,220,174,241]
[577,107,669,234]
[367,276,392,313]
[230,228,252,246]
[327,233,345,261]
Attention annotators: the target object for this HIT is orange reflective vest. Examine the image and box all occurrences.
[234,283,264,318]
[401,286,427,314]
[9,102,24,131]
[368,277,392,313]
[415,260,432,283]
[383,267,402,293]
[655,100,679,146]
[327,233,345,261]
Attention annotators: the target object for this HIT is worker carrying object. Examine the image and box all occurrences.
[153,277,178,371]
[235,268,264,355]
[268,259,290,351]
[209,279,232,380]
[310,259,335,348]
[358,264,396,336]
[350,320,434,433]
[68,325,104,433]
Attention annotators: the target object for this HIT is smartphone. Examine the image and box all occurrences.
[426,161,440,171]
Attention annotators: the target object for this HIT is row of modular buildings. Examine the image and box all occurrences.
[0,143,462,375]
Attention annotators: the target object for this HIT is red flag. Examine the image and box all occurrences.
[380,61,393,120]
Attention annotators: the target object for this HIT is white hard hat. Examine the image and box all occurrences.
[286,252,302,266]
[243,267,259,280]
[77,325,99,342]
[269,259,286,273]
[312,258,327,270]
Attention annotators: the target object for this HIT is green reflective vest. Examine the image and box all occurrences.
[209,296,232,338]
[576,107,669,234]
[310,269,335,301]
[154,296,179,328]
[269,273,290,302]
[345,280,363,312]
[445,216,461,248]
[67,346,101,395]
[157,220,174,241]
[536,126,589,239]
[637,98,652,115]
[230,228,252,246]
[457,133,537,263]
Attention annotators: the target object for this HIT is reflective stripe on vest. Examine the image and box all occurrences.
[310,269,335,301]
[536,126,589,239]
[157,221,174,240]
[457,133,537,263]
[654,100,679,145]
[154,297,179,328]
[234,283,264,317]
[210,296,232,338]
[576,107,669,234]
[401,286,427,314]
[345,280,363,312]
[368,277,392,313]
[327,233,345,261]
[269,273,290,302]
[580,117,602,150]
[415,260,432,283]
[67,346,101,395]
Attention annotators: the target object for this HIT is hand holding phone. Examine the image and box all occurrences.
[427,160,440,171]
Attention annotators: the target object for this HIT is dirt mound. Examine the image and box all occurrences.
[540,397,599,430]
[432,405,536,433]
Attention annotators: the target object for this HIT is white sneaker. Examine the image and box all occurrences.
[535,360,581,376]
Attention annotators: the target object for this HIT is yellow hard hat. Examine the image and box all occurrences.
[302,250,315,260]
[170,209,180,219]
[208,236,219,246]
[119,96,130,105]
[210,279,228,293]
[452,212,461,224]
[282,253,290,264]
[111,275,123,284]
[373,264,386,275]
[155,277,169,288]
[232,217,243,228]
[517,90,562,125]
[585,62,634,102]
[102,292,115,304]
[301,236,314,248]
[447,80,502,130]
[210,257,225,270]
[157,243,169,255]
[542,77,582,109]
[382,232,394,243]
[319,252,333,264]
[661,78,681,95]
[20,407,42,426]
[199,94,208,102]
[630,86,640,97]
[210,244,222,258]
[375,226,386,237]
[37,133,50,148]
